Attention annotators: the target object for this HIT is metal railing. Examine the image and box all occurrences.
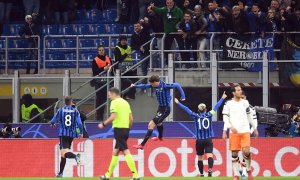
[1,31,300,123]
[0,35,40,75]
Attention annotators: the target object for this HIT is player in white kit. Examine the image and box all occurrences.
[222,85,258,180]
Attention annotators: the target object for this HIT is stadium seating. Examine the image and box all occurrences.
[76,10,87,23]
[90,24,106,34]
[10,24,23,36]
[58,25,75,35]
[62,39,77,48]
[74,24,91,35]
[46,39,62,48]
[95,38,109,47]
[86,9,102,23]
[1,5,139,69]
[102,9,117,23]
[0,40,5,49]
[15,40,28,48]
[79,39,95,48]
[107,24,121,34]
[43,25,59,35]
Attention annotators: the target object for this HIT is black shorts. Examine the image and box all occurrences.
[59,136,73,150]
[153,106,171,125]
[196,138,213,156]
[114,128,130,151]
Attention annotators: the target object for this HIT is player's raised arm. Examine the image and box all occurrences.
[50,109,60,126]
[169,83,186,101]
[210,91,227,115]
[174,98,193,116]
[75,110,83,135]
[131,83,152,89]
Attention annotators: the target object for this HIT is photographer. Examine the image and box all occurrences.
[0,123,21,138]
[289,109,300,137]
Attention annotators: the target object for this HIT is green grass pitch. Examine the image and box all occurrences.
[0,177,299,180]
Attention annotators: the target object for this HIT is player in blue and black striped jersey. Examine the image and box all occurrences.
[131,75,186,149]
[50,96,83,178]
[175,91,227,177]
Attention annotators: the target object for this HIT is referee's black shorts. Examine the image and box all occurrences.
[153,106,171,125]
[196,138,213,156]
[59,136,73,150]
[114,128,130,151]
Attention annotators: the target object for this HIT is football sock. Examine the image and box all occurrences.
[141,129,153,146]
[232,156,240,176]
[244,153,251,171]
[105,155,119,178]
[59,157,66,174]
[208,157,214,169]
[198,160,204,175]
[157,124,163,139]
[125,154,139,178]
[65,152,76,159]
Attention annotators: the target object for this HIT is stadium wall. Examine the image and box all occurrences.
[0,138,299,177]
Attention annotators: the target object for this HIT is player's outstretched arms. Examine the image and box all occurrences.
[132,83,152,89]
[49,109,60,127]
[174,98,193,115]
[211,91,227,113]
[170,83,186,101]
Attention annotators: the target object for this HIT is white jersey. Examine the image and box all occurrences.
[222,99,256,133]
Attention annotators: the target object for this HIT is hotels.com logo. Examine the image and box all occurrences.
[54,139,94,177]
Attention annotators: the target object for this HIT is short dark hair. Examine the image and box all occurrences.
[252,3,260,8]
[149,75,160,83]
[119,35,127,42]
[97,45,105,49]
[231,85,241,93]
[184,11,192,16]
[109,87,120,95]
[65,96,72,105]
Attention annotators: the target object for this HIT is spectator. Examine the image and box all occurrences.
[261,9,279,36]
[23,0,40,20]
[194,5,208,68]
[141,7,164,68]
[230,6,249,34]
[139,0,151,20]
[91,45,112,121]
[114,36,136,99]
[270,0,280,12]
[21,94,43,123]
[181,0,195,12]
[285,6,300,45]
[206,2,223,58]
[177,11,198,68]
[52,0,76,24]
[0,0,12,23]
[149,0,184,66]
[247,3,266,35]
[19,15,41,74]
[118,0,130,24]
[131,22,151,76]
